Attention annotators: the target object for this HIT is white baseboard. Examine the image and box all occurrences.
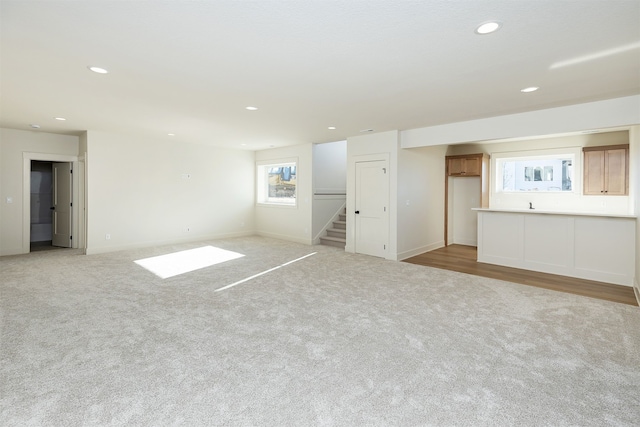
[452,238,477,247]
[85,231,255,255]
[0,246,28,257]
[255,231,313,246]
[397,241,445,261]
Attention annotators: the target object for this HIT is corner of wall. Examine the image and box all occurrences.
[631,126,640,306]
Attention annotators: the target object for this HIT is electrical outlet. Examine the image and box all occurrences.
[105,234,111,240]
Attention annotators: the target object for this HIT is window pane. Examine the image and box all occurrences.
[499,156,573,192]
[258,162,297,205]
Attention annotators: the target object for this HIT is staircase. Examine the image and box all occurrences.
[319,208,346,248]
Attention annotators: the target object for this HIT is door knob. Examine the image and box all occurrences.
[50,207,55,210]
[355,210,360,214]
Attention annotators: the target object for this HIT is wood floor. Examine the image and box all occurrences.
[404,245,638,306]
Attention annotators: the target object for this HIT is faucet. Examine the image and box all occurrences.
[529,202,535,210]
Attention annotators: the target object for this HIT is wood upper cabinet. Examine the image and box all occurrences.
[583,145,629,195]
[446,153,484,176]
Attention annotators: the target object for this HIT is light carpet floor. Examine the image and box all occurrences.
[1,236,639,426]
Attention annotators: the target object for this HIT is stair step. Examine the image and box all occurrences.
[327,228,346,238]
[333,220,346,230]
[320,235,346,248]
[320,235,346,243]
[338,213,346,221]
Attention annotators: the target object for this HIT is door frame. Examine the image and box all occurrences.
[354,159,390,258]
[22,152,84,253]
[347,152,391,258]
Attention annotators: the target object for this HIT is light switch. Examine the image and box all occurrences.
[6,197,13,204]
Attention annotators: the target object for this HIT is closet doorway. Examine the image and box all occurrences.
[29,160,73,251]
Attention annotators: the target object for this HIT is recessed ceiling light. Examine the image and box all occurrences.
[168,133,175,136]
[30,124,40,129]
[328,126,336,130]
[360,129,374,133]
[245,106,258,111]
[475,21,502,35]
[520,86,539,93]
[54,117,66,121]
[241,143,247,146]
[88,66,109,74]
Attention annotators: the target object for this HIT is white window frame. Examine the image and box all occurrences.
[491,147,581,195]
[256,159,298,207]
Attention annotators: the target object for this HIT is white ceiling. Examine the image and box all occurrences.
[1,1,639,150]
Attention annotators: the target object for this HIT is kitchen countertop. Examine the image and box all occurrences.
[472,207,637,219]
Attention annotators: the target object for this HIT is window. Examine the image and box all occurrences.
[496,152,575,193]
[257,161,297,206]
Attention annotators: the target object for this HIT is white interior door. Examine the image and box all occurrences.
[52,162,72,248]
[355,160,389,258]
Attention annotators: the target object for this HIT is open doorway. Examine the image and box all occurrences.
[22,152,83,255]
[30,161,54,251]
[29,160,73,251]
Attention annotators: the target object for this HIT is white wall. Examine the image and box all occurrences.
[313,140,346,194]
[346,131,398,260]
[312,140,347,241]
[0,128,80,256]
[396,145,447,260]
[85,131,255,254]
[346,134,447,261]
[631,125,640,301]
[79,132,88,251]
[255,143,313,245]
[402,95,640,148]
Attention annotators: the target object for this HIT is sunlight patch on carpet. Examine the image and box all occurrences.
[134,246,245,279]
[215,252,317,292]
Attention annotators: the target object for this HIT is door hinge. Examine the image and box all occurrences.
[383,168,387,174]
[70,236,73,240]
[70,169,73,173]
[70,202,73,207]
[384,244,386,250]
